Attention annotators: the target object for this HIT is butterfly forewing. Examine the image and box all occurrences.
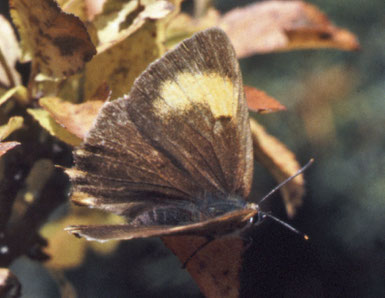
[67,28,254,239]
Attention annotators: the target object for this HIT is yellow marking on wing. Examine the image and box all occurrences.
[155,72,236,119]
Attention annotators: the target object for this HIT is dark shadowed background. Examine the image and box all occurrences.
[4,0,384,297]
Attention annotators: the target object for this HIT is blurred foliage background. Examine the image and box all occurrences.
[1,0,384,297]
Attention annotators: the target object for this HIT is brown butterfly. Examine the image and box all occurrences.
[65,28,307,253]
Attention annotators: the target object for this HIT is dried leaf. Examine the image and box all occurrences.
[39,96,104,140]
[85,22,161,99]
[163,236,243,298]
[0,15,21,89]
[244,85,286,113]
[27,108,82,146]
[94,0,174,51]
[0,141,20,158]
[85,0,176,99]
[219,0,360,57]
[0,116,24,141]
[250,118,304,217]
[0,86,28,107]
[10,0,96,77]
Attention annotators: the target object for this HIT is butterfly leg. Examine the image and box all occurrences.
[182,236,215,269]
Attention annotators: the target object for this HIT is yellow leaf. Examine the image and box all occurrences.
[41,207,122,269]
[27,108,82,146]
[85,22,161,99]
[0,116,23,141]
[0,86,28,106]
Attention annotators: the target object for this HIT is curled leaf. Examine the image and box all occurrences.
[27,108,82,146]
[163,236,243,298]
[39,97,104,140]
[219,0,359,57]
[244,85,286,113]
[250,118,304,217]
[10,0,96,77]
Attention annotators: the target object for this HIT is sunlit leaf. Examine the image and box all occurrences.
[41,207,122,269]
[27,108,82,146]
[250,118,304,218]
[0,116,23,141]
[0,86,28,107]
[85,0,176,99]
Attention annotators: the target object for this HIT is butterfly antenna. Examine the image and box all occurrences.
[261,212,309,240]
[258,158,314,205]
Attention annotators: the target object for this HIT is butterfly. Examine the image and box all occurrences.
[66,27,281,248]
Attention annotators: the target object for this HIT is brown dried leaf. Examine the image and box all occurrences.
[219,0,360,57]
[27,108,82,146]
[0,116,23,141]
[163,236,243,298]
[0,141,20,158]
[0,15,21,89]
[244,85,286,113]
[39,96,104,140]
[250,118,304,218]
[10,0,96,77]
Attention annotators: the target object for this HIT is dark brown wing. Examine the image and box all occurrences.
[65,209,257,241]
[68,27,253,220]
